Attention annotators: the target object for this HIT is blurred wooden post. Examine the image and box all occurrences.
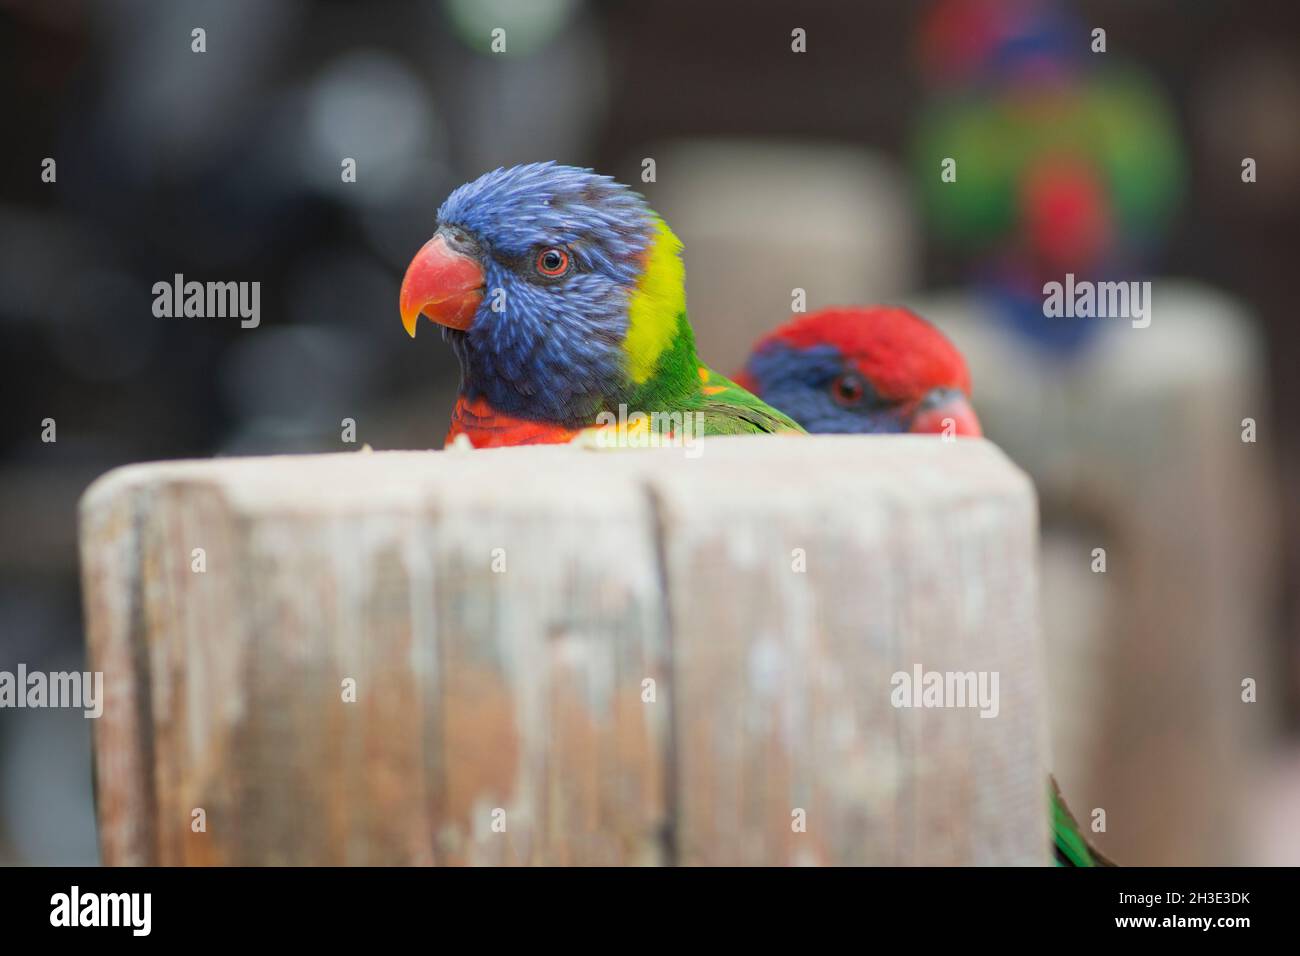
[79,437,1047,865]
[912,281,1278,865]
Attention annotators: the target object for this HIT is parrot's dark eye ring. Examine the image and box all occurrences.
[536,247,570,278]
[830,373,868,408]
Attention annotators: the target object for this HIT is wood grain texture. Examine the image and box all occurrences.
[645,438,1043,864]
[79,437,1046,865]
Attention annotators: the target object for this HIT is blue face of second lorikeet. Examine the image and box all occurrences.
[737,306,982,437]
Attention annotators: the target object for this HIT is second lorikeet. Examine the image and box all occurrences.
[735,306,982,437]
[740,304,1113,867]
[398,162,803,447]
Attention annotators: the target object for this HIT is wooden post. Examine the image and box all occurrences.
[79,437,1047,865]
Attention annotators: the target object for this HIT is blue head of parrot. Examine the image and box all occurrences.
[399,162,659,422]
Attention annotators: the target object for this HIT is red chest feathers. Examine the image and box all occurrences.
[444,396,580,448]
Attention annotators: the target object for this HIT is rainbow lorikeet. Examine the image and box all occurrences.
[740,305,1113,867]
[398,162,802,447]
[735,306,982,437]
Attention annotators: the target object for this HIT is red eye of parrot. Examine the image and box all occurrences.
[830,373,867,407]
[536,247,570,277]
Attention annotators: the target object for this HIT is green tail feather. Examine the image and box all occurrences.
[1052,787,1097,867]
[1051,777,1114,867]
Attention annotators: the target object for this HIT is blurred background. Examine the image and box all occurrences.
[1,0,1297,864]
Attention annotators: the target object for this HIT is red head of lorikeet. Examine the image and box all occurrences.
[398,162,802,447]
[736,306,982,438]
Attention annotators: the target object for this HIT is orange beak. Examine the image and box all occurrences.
[398,234,486,337]
[910,388,982,437]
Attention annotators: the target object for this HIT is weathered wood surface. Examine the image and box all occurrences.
[912,281,1277,865]
[79,437,1046,865]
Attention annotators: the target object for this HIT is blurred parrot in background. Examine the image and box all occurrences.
[398,162,802,446]
[740,304,1112,867]
[910,0,1184,357]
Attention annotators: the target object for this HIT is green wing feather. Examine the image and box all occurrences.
[692,366,806,436]
[621,308,805,437]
